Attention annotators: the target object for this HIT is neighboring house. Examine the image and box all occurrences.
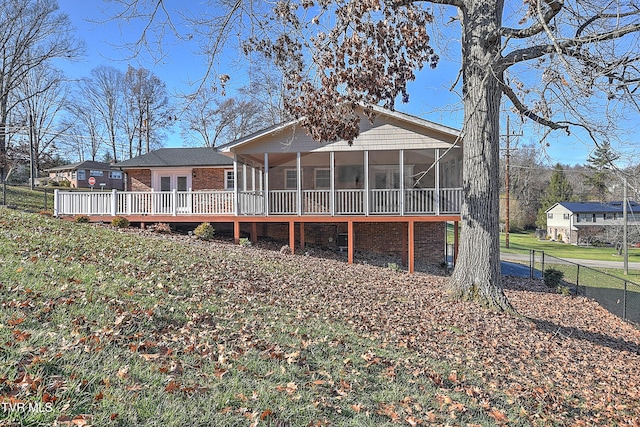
[53,105,464,271]
[545,201,640,244]
[114,147,234,192]
[47,161,125,190]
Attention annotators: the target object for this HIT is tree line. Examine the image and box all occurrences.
[0,0,285,186]
[500,140,640,232]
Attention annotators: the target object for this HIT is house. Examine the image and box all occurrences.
[53,106,464,271]
[114,147,234,192]
[545,201,640,244]
[47,161,125,190]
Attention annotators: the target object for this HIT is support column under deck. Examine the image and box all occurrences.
[250,222,258,244]
[348,220,354,264]
[289,220,295,254]
[233,220,240,244]
[408,220,415,274]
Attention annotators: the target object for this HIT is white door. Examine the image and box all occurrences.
[153,170,192,213]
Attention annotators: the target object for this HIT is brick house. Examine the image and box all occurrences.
[54,106,463,271]
[115,147,234,192]
[47,161,125,190]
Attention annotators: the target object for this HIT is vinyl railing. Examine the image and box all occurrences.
[54,188,462,217]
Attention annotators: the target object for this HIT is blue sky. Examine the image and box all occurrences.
[55,1,637,167]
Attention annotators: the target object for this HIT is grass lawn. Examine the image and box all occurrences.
[0,209,516,426]
[1,185,55,213]
[2,210,640,426]
[501,230,640,262]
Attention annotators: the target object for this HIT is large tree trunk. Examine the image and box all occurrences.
[447,0,513,312]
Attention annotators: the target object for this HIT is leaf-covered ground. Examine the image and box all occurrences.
[1,209,639,426]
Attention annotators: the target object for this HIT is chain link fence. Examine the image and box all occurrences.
[530,250,640,324]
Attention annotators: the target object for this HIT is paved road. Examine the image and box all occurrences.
[450,252,639,279]
[500,259,541,278]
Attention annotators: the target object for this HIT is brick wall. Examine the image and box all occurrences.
[415,222,446,263]
[257,221,445,264]
[127,169,152,191]
[193,168,226,190]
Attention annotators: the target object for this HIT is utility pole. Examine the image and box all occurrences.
[505,116,511,248]
[623,177,628,275]
[502,116,522,248]
[29,114,35,190]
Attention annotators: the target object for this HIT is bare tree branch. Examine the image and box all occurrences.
[499,77,569,131]
[501,0,564,39]
[500,21,640,69]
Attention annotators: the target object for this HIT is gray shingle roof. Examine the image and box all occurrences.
[555,201,639,213]
[115,148,233,168]
[46,161,116,172]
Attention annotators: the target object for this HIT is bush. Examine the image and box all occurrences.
[111,216,130,228]
[387,262,400,272]
[544,268,564,289]
[239,237,251,247]
[153,223,172,234]
[74,215,90,223]
[39,210,53,217]
[194,222,215,240]
[59,180,71,188]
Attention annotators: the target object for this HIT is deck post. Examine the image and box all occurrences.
[364,151,369,216]
[408,220,415,273]
[299,223,305,251]
[348,220,354,264]
[435,148,440,215]
[251,166,256,192]
[234,220,240,244]
[250,222,258,244]
[399,150,405,216]
[289,220,295,254]
[172,189,178,216]
[243,163,247,191]
[330,151,335,216]
[264,153,269,216]
[111,189,118,216]
[53,189,59,217]
[233,156,239,215]
[296,152,302,216]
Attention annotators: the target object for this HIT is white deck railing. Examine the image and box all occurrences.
[54,188,462,217]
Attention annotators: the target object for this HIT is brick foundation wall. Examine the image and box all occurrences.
[415,222,446,264]
[257,221,445,265]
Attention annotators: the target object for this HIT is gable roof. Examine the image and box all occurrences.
[547,201,640,214]
[47,160,116,172]
[115,148,233,169]
[218,105,461,154]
